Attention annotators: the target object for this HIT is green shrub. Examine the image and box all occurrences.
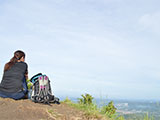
[62,97,72,104]
[78,93,94,105]
[101,101,117,118]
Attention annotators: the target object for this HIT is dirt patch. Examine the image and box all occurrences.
[0,98,104,120]
[0,98,52,120]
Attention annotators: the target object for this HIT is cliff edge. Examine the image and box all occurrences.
[0,97,104,120]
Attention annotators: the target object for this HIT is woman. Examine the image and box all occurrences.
[0,50,28,100]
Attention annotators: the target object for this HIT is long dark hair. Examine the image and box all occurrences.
[4,50,25,71]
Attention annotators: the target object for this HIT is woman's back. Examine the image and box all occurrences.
[0,62,28,93]
[0,50,28,100]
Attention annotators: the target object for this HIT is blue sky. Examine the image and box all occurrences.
[0,0,160,100]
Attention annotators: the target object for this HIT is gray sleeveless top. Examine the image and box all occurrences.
[0,62,28,93]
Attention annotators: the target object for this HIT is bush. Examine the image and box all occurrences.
[78,93,94,105]
[62,97,72,104]
[101,101,117,118]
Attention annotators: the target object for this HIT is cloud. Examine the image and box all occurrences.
[0,0,160,99]
[139,12,160,33]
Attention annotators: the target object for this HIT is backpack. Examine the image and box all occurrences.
[30,73,60,104]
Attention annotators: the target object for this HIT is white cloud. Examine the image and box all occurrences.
[0,0,160,99]
[139,12,160,32]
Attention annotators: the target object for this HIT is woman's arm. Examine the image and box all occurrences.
[25,70,28,80]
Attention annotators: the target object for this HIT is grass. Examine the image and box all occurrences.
[61,97,112,120]
[47,109,62,119]
[144,113,154,120]
[61,95,155,120]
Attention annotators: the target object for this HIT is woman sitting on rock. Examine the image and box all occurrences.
[0,50,28,100]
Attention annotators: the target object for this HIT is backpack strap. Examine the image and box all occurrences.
[30,73,42,83]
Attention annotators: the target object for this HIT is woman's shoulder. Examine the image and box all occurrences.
[16,61,28,67]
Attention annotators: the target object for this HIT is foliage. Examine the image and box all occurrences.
[62,97,72,104]
[116,115,125,120]
[100,101,117,118]
[144,113,154,120]
[26,79,33,90]
[78,93,94,105]
[124,112,155,120]
[62,94,156,120]
[63,94,119,120]
[62,95,103,119]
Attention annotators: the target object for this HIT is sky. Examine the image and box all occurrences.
[0,0,160,100]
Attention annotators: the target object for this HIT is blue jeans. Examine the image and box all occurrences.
[0,78,28,100]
